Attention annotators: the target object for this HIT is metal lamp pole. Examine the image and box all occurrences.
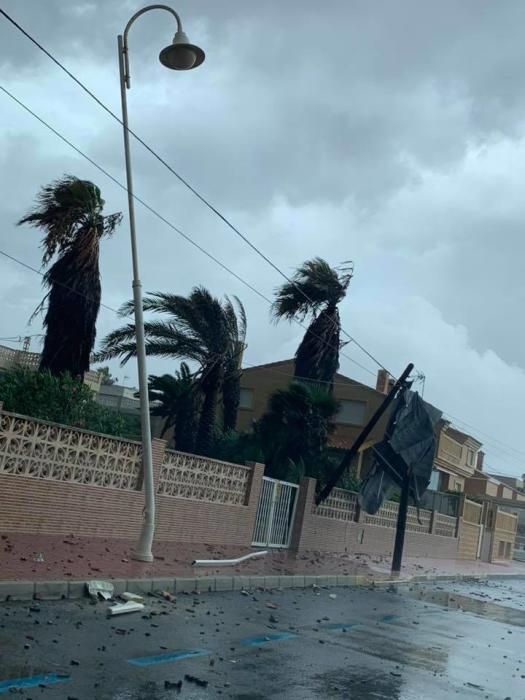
[117,4,205,562]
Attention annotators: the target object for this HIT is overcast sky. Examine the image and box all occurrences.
[0,0,524,477]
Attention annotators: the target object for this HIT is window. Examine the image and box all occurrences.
[466,449,475,467]
[239,388,254,410]
[336,399,367,425]
[428,469,440,491]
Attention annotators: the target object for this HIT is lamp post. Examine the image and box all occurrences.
[118,4,205,562]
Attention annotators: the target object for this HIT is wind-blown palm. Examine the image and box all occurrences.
[272,258,352,388]
[147,362,198,452]
[18,175,121,379]
[96,287,247,455]
[222,300,247,433]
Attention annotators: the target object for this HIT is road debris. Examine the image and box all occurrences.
[121,592,144,603]
[164,680,182,692]
[184,674,208,688]
[193,550,268,567]
[108,601,145,616]
[265,602,279,610]
[88,581,114,601]
[329,593,337,599]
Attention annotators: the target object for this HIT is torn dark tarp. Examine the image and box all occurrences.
[359,391,442,515]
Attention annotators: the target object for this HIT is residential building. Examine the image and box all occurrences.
[94,383,140,413]
[430,424,482,493]
[464,470,500,498]
[486,474,524,492]
[237,359,392,474]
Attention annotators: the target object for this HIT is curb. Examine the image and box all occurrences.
[1,571,524,602]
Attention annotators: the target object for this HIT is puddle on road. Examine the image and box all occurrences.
[314,668,406,699]
[407,587,525,628]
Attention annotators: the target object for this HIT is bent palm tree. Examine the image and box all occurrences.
[18,175,121,379]
[222,300,247,433]
[147,362,199,452]
[96,287,246,456]
[272,258,352,388]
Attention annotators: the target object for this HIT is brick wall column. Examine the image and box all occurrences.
[151,438,167,493]
[245,461,265,508]
[290,477,317,552]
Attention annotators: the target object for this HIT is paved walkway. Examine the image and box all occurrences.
[2,533,525,583]
[0,533,376,582]
[363,552,525,577]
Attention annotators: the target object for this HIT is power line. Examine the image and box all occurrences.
[243,360,375,389]
[444,412,525,462]
[0,248,121,315]
[0,85,378,380]
[3,66,518,462]
[0,8,391,377]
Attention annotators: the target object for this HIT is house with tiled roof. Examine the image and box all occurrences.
[236,359,393,476]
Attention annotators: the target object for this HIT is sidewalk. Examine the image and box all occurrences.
[2,532,525,584]
[0,533,375,582]
[357,551,525,578]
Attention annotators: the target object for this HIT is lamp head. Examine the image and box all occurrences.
[159,29,205,70]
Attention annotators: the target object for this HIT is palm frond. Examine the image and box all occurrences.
[18,175,121,264]
[272,257,353,322]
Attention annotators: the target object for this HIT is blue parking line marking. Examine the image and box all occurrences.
[0,673,70,694]
[240,631,298,646]
[380,614,399,623]
[127,649,209,666]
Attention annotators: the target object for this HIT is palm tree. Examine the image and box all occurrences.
[18,175,121,380]
[258,382,340,481]
[147,362,199,452]
[272,258,352,388]
[96,287,246,456]
[222,301,247,433]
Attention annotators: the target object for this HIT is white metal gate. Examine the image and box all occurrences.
[252,476,298,548]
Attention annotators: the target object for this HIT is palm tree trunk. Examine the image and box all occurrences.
[222,371,241,433]
[294,305,340,389]
[195,362,222,456]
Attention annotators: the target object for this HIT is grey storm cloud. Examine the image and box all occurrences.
[1,0,525,476]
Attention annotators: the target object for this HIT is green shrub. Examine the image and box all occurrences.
[0,367,141,439]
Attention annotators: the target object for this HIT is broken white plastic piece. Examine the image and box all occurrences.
[87,581,114,600]
[121,591,144,602]
[108,601,145,616]
[192,550,268,567]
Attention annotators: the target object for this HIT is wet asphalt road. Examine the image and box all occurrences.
[1,578,525,699]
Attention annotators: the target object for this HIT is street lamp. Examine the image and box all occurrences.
[118,4,205,562]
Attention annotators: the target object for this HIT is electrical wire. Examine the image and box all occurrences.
[242,360,372,389]
[5,17,517,452]
[0,85,378,379]
[443,412,525,463]
[0,248,121,315]
[0,8,392,377]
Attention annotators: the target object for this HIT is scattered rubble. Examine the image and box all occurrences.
[108,601,145,616]
[87,581,114,600]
